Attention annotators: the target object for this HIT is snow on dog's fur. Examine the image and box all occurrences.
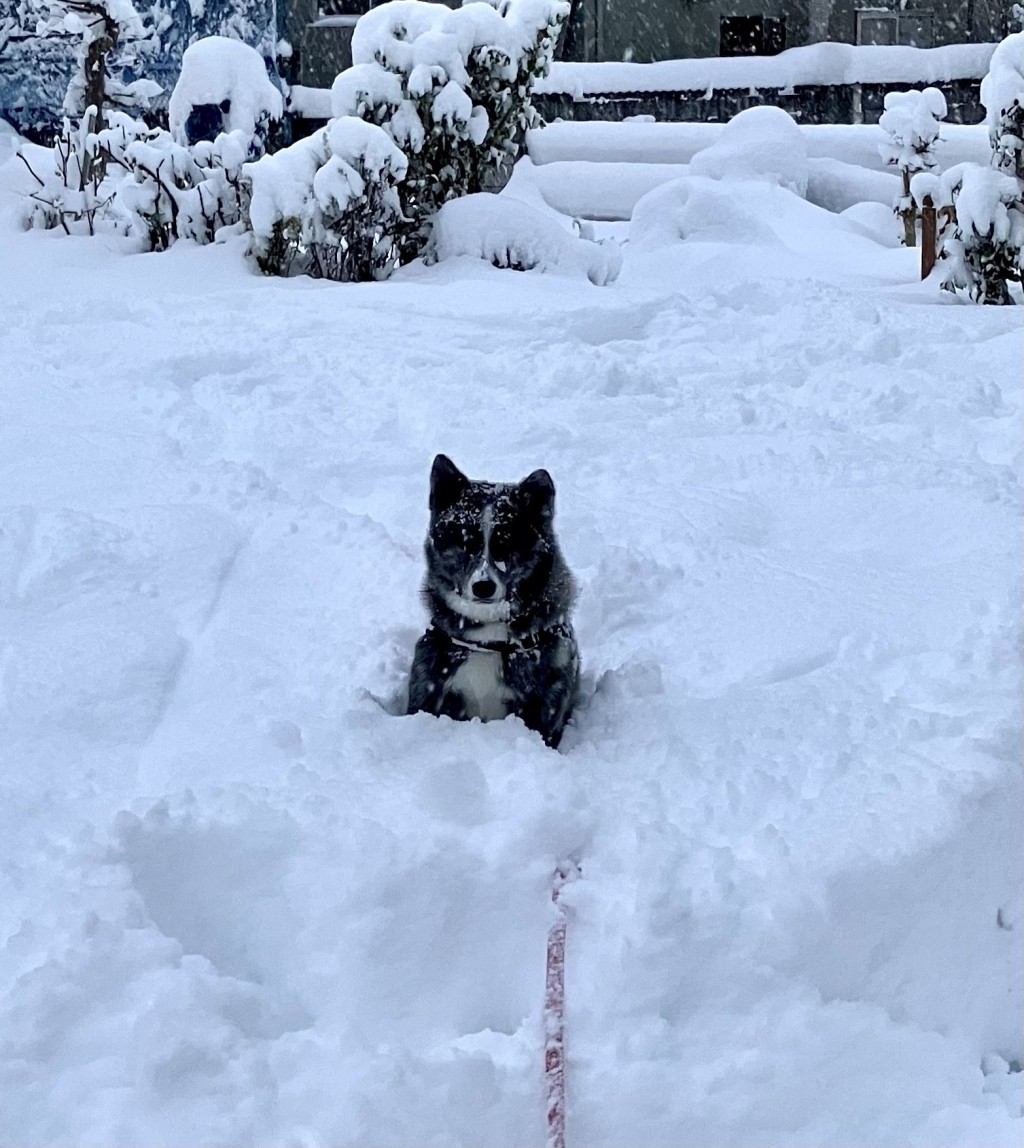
[407,454,579,748]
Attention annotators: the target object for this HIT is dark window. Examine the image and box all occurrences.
[719,16,786,57]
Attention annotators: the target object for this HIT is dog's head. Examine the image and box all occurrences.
[424,454,558,625]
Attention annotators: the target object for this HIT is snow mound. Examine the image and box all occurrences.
[168,36,283,142]
[431,192,621,284]
[689,105,808,198]
[630,176,777,249]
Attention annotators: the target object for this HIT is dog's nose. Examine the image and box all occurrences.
[471,578,497,600]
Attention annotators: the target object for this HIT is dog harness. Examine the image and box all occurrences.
[433,622,574,657]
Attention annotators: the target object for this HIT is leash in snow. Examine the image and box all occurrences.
[545,858,581,1148]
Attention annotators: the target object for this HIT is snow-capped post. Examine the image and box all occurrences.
[546,859,580,1148]
[878,87,946,248]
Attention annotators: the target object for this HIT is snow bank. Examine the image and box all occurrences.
[168,36,283,142]
[689,105,808,196]
[528,119,992,172]
[538,41,996,96]
[431,191,621,283]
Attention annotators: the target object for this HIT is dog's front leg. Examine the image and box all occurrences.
[507,645,578,748]
[408,629,467,718]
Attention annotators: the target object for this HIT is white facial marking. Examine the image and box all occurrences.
[464,500,506,605]
[444,589,511,623]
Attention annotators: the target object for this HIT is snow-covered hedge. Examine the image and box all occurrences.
[878,86,946,246]
[246,116,408,281]
[331,0,569,257]
[429,191,621,283]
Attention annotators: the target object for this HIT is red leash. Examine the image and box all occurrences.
[545,860,580,1148]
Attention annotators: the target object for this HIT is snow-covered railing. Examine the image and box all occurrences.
[537,42,996,98]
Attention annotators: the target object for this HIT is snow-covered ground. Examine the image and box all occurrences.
[0,123,1021,1147]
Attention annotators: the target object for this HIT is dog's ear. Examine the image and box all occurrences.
[518,468,555,521]
[430,454,469,514]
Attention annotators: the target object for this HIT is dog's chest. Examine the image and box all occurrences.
[447,649,513,722]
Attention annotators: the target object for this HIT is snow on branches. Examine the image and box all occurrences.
[332,0,569,257]
[246,116,408,281]
[911,34,1024,303]
[878,86,946,247]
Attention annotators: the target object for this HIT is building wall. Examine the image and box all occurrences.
[562,0,1006,62]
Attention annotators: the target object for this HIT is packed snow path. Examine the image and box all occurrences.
[1,191,1021,1144]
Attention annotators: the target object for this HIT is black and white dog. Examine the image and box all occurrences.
[407,454,579,747]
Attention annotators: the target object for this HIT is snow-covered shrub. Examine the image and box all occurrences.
[982,31,1024,181]
[630,176,776,251]
[332,0,569,258]
[914,34,1024,303]
[914,163,1024,304]
[16,0,161,231]
[878,86,946,247]
[168,36,282,155]
[429,191,621,284]
[246,116,408,282]
[99,115,252,249]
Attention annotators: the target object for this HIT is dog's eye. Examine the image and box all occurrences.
[490,524,524,560]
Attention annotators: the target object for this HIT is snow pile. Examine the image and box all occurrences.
[981,31,1024,178]
[538,41,996,97]
[430,191,621,283]
[630,176,777,250]
[168,36,283,144]
[246,116,407,280]
[689,105,809,197]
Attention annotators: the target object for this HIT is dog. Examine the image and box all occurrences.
[407,454,579,747]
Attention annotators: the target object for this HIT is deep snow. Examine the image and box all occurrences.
[0,121,1021,1147]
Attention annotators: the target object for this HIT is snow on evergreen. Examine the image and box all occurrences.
[878,86,946,245]
[333,0,568,256]
[912,33,1024,303]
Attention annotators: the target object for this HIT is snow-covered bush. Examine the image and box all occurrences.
[332,0,569,258]
[429,191,621,283]
[914,163,1024,304]
[878,86,946,247]
[982,31,1024,180]
[16,0,161,231]
[98,115,252,249]
[168,36,282,155]
[246,116,408,282]
[689,105,809,197]
[914,34,1024,303]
